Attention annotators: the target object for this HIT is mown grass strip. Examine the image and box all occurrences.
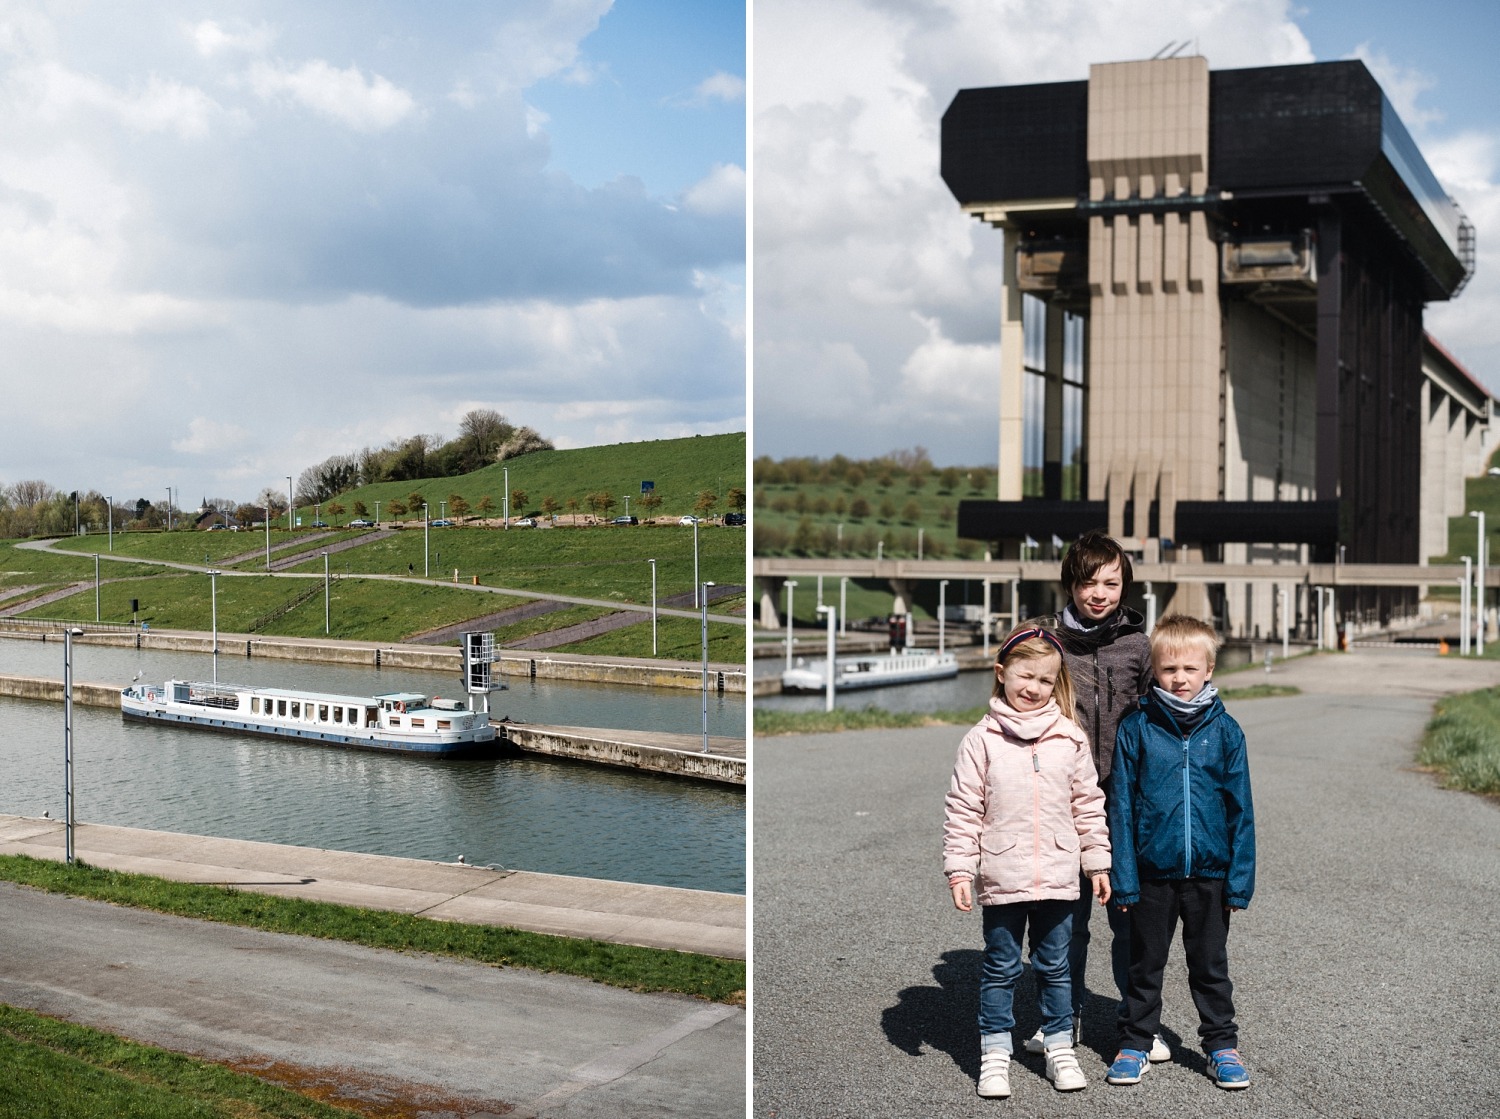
[0,1003,359,1118]
[1420,686,1500,796]
[0,855,744,1005]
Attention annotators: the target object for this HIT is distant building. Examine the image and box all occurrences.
[942,55,1488,633]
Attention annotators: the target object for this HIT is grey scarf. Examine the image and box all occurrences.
[1151,683,1219,730]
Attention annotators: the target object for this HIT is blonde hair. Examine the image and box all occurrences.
[1150,614,1220,670]
[993,626,1077,722]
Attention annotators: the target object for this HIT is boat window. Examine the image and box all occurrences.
[251,697,261,714]
[411,718,425,728]
[319,705,329,721]
[365,708,377,727]
[277,700,287,717]
[390,716,402,727]
[437,720,451,730]
[333,706,343,724]
[291,702,300,718]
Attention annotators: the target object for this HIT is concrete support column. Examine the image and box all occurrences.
[759,579,783,629]
[998,224,1025,499]
[889,578,912,617]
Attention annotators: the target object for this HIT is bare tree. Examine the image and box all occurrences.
[496,426,553,461]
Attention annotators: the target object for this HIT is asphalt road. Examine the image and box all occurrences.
[753,647,1500,1118]
[0,885,744,1118]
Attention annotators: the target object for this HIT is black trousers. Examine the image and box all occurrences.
[1119,878,1238,1054]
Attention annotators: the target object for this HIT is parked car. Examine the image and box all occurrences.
[431,518,454,527]
[612,515,639,525]
[310,519,328,528]
[724,512,746,526]
[679,515,700,525]
[206,523,227,531]
[349,518,373,527]
[514,517,538,527]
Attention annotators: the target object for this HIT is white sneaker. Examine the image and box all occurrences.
[1045,1045,1087,1091]
[1024,1015,1080,1054]
[977,1050,1011,1098]
[1149,1034,1171,1063]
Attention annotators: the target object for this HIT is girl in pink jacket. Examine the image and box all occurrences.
[943,627,1112,1099]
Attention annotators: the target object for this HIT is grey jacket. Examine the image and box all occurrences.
[1023,607,1153,785]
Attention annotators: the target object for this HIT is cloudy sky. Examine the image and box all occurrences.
[0,1,744,505]
[753,0,1500,467]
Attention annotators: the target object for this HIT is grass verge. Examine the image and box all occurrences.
[1419,686,1500,796]
[0,1002,360,1118]
[0,855,744,1005]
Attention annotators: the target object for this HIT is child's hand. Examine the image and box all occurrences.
[1091,872,1111,906]
[950,878,973,912]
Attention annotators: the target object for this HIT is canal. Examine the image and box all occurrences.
[1,638,745,894]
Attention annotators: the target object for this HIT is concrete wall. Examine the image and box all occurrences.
[501,726,745,785]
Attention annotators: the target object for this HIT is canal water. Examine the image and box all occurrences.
[0,639,745,894]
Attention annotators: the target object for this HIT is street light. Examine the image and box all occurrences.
[784,580,798,669]
[701,581,715,754]
[918,528,925,560]
[692,517,701,607]
[503,466,509,529]
[63,627,82,864]
[164,486,172,531]
[209,570,221,683]
[94,555,100,622]
[839,576,849,637]
[423,504,430,577]
[439,500,447,521]
[107,496,113,552]
[938,579,949,655]
[286,477,293,533]
[374,500,381,527]
[264,503,271,569]
[648,559,658,656]
[1461,557,1473,656]
[322,552,330,635]
[817,604,836,713]
[1472,511,1487,655]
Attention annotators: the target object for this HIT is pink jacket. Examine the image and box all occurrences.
[942,696,1110,906]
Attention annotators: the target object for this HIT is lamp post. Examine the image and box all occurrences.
[840,576,849,638]
[1143,581,1157,635]
[1461,557,1472,656]
[209,570,220,683]
[624,495,630,518]
[692,517,701,607]
[94,555,100,622]
[784,580,798,669]
[877,540,884,561]
[107,496,113,552]
[439,501,447,522]
[63,627,82,864]
[648,559,658,656]
[264,504,271,569]
[700,581,715,753]
[817,604,836,713]
[286,477,293,532]
[918,528,924,560]
[323,552,330,635]
[1472,511,1487,655]
[938,579,949,655]
[503,467,509,529]
[423,504,430,577]
[164,487,172,531]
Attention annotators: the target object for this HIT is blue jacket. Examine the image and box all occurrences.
[1108,692,1256,909]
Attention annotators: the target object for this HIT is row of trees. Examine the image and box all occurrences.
[295,409,553,504]
[755,447,992,494]
[0,482,198,539]
[755,518,982,559]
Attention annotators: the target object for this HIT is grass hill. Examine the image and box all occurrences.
[327,433,745,523]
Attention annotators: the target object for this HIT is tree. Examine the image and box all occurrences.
[234,503,260,527]
[726,487,746,512]
[449,494,470,522]
[325,501,345,524]
[387,499,408,519]
[352,500,368,519]
[938,467,962,493]
[850,496,871,520]
[694,490,718,518]
[638,491,663,520]
[496,425,554,461]
[510,489,528,513]
[901,498,922,523]
[477,495,495,520]
[457,408,514,468]
[540,495,560,519]
[407,492,426,516]
[565,496,580,522]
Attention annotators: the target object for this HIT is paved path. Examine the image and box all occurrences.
[0,815,744,959]
[753,646,1500,1117]
[0,882,743,1118]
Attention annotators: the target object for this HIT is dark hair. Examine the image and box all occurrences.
[1060,530,1133,601]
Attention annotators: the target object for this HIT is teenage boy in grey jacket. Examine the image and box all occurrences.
[1022,531,1156,1056]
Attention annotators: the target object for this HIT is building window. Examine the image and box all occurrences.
[1022,294,1047,497]
[1061,310,1087,500]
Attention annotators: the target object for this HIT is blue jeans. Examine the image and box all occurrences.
[979,900,1074,1051]
[1070,877,1131,1016]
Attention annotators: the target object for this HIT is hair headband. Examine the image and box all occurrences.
[999,627,1064,662]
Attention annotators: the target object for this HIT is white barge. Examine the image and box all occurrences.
[781,649,960,693]
[120,679,496,756]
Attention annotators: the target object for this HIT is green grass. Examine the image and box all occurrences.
[0,1003,360,1118]
[1219,683,1301,699]
[1419,686,1500,796]
[0,855,745,1003]
[334,432,745,525]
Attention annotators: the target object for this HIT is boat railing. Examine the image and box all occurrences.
[181,681,244,709]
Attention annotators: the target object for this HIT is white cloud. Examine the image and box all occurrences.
[682,162,745,216]
[172,416,251,455]
[190,19,275,59]
[1351,44,1442,130]
[248,59,418,132]
[692,71,745,104]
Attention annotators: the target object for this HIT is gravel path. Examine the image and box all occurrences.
[753,647,1500,1117]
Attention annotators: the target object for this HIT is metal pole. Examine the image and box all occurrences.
[918,528,924,560]
[840,577,848,638]
[692,518,701,607]
[64,628,80,864]
[1313,587,1323,650]
[1144,580,1157,635]
[649,559,658,655]
[1479,512,1489,655]
[213,567,220,681]
[108,497,113,552]
[817,574,823,609]
[701,582,714,753]
[286,477,293,532]
[784,580,798,669]
[94,554,100,622]
[264,505,271,569]
[323,552,330,634]
[375,500,381,527]
[423,505,430,577]
[1010,577,1021,630]
[982,577,991,657]
[1462,558,1473,656]
[939,579,949,655]
[503,467,509,529]
[1281,584,1290,660]
[819,605,836,712]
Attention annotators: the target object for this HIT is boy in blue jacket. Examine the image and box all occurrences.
[1105,614,1255,1091]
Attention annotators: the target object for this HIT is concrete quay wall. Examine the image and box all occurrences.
[2,626,746,693]
[501,725,746,785]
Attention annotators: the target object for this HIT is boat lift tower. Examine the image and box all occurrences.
[462,631,507,715]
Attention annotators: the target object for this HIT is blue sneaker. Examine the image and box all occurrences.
[1106,1048,1150,1085]
[1208,1048,1251,1090]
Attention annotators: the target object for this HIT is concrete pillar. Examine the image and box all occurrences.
[998,225,1025,499]
[758,578,783,629]
[889,578,912,617]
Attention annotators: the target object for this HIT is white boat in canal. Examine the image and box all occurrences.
[781,648,960,693]
[120,679,497,756]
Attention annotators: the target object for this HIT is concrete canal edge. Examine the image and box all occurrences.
[3,626,746,694]
[0,674,746,786]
